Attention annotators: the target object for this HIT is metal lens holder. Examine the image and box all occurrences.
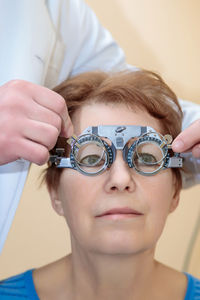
[127,131,169,175]
[70,134,109,175]
[49,125,183,176]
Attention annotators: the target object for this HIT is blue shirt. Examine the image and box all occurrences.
[0,270,200,299]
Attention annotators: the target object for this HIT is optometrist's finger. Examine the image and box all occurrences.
[0,79,73,165]
[27,82,73,137]
[191,144,200,158]
[59,111,74,138]
[23,120,60,150]
[17,139,50,165]
[26,101,63,134]
[3,79,73,137]
[172,120,200,155]
[0,133,49,166]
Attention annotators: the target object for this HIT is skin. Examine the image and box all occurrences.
[0,78,199,165]
[172,119,200,157]
[0,80,73,165]
[34,102,187,300]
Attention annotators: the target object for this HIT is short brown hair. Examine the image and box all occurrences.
[44,70,183,192]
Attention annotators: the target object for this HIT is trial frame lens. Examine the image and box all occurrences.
[71,134,108,174]
[131,132,169,174]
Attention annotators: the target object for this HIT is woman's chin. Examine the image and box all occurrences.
[93,245,142,256]
[89,236,145,256]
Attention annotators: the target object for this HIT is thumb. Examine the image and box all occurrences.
[60,118,74,138]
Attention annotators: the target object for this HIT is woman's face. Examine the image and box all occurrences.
[50,102,179,255]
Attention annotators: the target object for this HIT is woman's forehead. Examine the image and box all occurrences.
[71,102,162,136]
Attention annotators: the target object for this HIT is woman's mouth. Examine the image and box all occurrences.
[96,207,143,220]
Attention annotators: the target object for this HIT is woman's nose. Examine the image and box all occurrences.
[104,151,136,193]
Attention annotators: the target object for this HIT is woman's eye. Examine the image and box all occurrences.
[138,152,157,164]
[80,155,101,165]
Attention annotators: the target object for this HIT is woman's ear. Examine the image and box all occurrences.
[48,187,65,216]
[169,174,181,213]
[169,191,180,213]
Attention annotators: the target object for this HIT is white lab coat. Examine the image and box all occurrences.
[0,0,199,253]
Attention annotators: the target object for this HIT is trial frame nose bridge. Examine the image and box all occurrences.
[82,125,149,150]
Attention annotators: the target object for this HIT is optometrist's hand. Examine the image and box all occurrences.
[172,119,200,157]
[0,80,73,165]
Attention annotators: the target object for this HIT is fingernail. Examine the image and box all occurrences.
[172,140,184,151]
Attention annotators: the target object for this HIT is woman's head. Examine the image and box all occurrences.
[46,70,183,192]
[44,70,183,255]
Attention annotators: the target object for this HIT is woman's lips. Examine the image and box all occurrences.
[96,207,143,219]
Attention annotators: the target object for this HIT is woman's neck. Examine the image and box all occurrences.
[33,251,187,300]
[67,246,158,300]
